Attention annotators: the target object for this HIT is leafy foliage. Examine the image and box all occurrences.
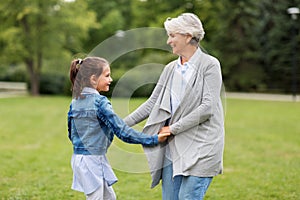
[0,0,98,95]
[0,0,299,95]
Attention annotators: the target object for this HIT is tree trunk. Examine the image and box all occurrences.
[26,59,40,96]
[30,71,40,96]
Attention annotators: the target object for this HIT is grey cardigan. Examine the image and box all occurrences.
[124,49,225,188]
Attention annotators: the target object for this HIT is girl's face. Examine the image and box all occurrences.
[166,32,192,56]
[96,65,113,92]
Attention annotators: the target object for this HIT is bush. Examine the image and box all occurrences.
[38,72,70,95]
[0,65,28,82]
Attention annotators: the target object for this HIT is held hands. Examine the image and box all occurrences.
[157,126,172,143]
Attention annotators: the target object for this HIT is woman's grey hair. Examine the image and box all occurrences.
[164,13,205,45]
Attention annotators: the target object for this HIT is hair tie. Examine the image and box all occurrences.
[76,59,83,70]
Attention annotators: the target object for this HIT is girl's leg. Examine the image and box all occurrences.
[86,185,104,200]
[103,182,116,200]
[86,179,116,200]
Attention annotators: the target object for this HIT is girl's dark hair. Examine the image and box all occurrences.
[69,57,109,99]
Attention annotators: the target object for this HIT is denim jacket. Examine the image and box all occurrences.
[68,87,158,155]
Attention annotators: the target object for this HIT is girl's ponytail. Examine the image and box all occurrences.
[69,59,83,99]
[70,59,82,85]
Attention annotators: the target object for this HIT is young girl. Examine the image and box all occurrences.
[67,57,169,200]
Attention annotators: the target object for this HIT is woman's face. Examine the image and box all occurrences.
[96,65,113,92]
[166,32,191,56]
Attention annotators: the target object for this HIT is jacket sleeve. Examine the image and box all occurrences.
[123,65,171,126]
[67,104,72,141]
[170,58,223,135]
[96,97,158,146]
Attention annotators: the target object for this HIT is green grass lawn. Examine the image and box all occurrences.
[0,96,299,199]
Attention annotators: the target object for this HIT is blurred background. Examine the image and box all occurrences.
[0,0,299,98]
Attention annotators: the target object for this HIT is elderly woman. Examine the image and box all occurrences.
[124,13,225,200]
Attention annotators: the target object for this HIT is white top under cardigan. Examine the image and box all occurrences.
[171,57,195,114]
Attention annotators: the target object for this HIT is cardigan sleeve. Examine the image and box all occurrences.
[170,58,223,135]
[123,65,171,126]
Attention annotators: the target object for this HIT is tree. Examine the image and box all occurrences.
[0,0,98,95]
[1,0,298,95]
[207,0,300,93]
[257,0,300,93]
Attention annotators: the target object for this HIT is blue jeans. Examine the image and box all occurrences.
[162,162,213,200]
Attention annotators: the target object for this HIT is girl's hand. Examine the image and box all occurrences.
[157,132,171,143]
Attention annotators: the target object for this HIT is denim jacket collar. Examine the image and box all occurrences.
[82,87,99,95]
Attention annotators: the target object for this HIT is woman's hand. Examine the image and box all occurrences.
[159,126,171,134]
